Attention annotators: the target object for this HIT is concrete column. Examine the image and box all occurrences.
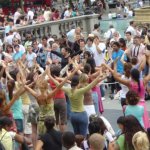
[50,23,60,37]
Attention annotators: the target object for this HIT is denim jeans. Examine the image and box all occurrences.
[92,92,99,114]
[100,85,105,97]
[70,111,88,136]
[65,94,71,120]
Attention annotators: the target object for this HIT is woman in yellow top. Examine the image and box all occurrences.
[51,70,106,136]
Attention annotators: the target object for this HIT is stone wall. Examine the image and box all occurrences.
[134,6,150,23]
[0,14,99,42]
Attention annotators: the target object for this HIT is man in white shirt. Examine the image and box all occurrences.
[126,21,136,36]
[26,45,37,68]
[93,37,106,66]
[104,25,116,39]
[14,8,22,24]
[127,36,145,63]
[5,30,14,45]
[91,24,101,38]
[43,7,51,21]
[64,8,72,19]
[27,8,34,21]
[67,24,76,43]
[125,31,133,50]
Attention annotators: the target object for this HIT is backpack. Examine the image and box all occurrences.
[0,132,7,150]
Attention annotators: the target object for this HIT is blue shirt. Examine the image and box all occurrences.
[11,98,23,119]
[112,49,126,74]
[13,51,24,61]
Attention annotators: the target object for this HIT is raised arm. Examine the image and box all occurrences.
[102,63,130,87]
[51,50,62,58]
[24,85,37,99]
[144,74,150,86]
[3,85,25,112]
[48,65,81,98]
[79,72,106,94]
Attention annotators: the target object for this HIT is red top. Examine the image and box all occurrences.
[49,79,65,99]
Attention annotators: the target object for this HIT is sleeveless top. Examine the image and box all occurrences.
[38,103,55,121]
[130,80,145,100]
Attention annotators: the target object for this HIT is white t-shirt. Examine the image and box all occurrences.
[128,10,133,17]
[18,44,26,53]
[14,11,21,24]
[27,10,34,21]
[93,43,106,66]
[0,39,3,47]
[120,75,129,98]
[64,10,70,18]
[126,25,136,36]
[104,28,116,39]
[5,34,14,45]
[100,116,115,136]
[43,11,51,21]
[26,52,37,68]
[67,29,75,43]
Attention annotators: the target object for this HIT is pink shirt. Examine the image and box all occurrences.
[130,80,145,100]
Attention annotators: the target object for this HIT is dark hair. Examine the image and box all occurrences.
[6,44,13,53]
[88,121,101,135]
[140,35,145,39]
[131,69,141,92]
[83,63,91,74]
[44,116,55,131]
[124,63,132,78]
[50,65,61,77]
[124,115,145,149]
[14,45,19,48]
[63,47,72,54]
[147,45,150,51]
[83,51,91,59]
[7,80,15,100]
[86,57,96,74]
[117,116,125,125]
[130,21,134,25]
[131,57,138,65]
[94,24,99,30]
[86,37,94,43]
[75,135,84,147]
[62,131,75,148]
[125,31,131,35]
[89,117,107,135]
[79,39,85,43]
[126,90,140,105]
[42,36,48,40]
[119,38,126,48]
[147,128,150,142]
[71,75,79,87]
[0,116,13,127]
[112,41,120,47]
[16,19,20,24]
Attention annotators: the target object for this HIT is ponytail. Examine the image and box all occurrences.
[137,79,141,92]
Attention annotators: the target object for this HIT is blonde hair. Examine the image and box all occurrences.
[132,131,150,150]
[79,73,88,86]
[89,133,105,150]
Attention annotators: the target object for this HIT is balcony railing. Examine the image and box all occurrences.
[0,14,99,42]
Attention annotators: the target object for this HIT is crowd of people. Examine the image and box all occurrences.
[0,4,150,149]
